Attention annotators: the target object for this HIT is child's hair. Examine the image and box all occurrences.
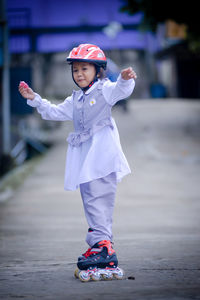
[97,67,106,80]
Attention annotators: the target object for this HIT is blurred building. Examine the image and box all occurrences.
[6,0,158,98]
[1,0,159,176]
[155,20,200,99]
[1,0,199,177]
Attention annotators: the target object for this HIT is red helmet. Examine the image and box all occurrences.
[67,44,107,70]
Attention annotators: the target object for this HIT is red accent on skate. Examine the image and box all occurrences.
[82,248,91,258]
[98,240,115,255]
[82,248,99,258]
[109,262,115,266]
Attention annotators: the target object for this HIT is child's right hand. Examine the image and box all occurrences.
[18,81,35,100]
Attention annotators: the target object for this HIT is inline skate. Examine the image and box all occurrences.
[74,240,124,282]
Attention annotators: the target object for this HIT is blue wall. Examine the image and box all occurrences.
[7,0,158,53]
[7,0,141,27]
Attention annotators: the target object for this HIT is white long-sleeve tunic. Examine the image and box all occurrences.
[27,75,135,190]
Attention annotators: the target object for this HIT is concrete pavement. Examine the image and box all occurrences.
[0,99,200,299]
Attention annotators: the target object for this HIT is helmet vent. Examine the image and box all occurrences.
[97,53,104,58]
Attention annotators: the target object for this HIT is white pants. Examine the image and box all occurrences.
[80,172,117,247]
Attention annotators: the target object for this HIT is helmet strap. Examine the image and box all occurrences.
[81,76,98,92]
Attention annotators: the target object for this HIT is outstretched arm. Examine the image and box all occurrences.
[18,81,73,121]
[103,67,137,106]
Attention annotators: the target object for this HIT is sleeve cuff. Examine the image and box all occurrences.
[27,93,42,107]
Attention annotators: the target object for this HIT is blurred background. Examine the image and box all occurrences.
[0,0,200,178]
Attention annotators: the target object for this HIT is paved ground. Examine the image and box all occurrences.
[0,99,200,300]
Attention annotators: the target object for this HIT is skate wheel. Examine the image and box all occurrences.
[91,272,101,281]
[102,272,113,280]
[74,268,80,279]
[113,268,124,280]
[79,270,91,282]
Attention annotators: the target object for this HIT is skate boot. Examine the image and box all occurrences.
[75,240,124,282]
[77,247,102,261]
[74,247,102,278]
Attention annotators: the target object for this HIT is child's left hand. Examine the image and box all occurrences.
[121,67,137,80]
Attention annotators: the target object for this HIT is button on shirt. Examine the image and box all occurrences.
[27,75,135,190]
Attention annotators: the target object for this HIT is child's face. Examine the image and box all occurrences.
[72,62,96,88]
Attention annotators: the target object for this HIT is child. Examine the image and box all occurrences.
[19,44,137,281]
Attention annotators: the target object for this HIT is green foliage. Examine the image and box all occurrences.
[120,0,200,51]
